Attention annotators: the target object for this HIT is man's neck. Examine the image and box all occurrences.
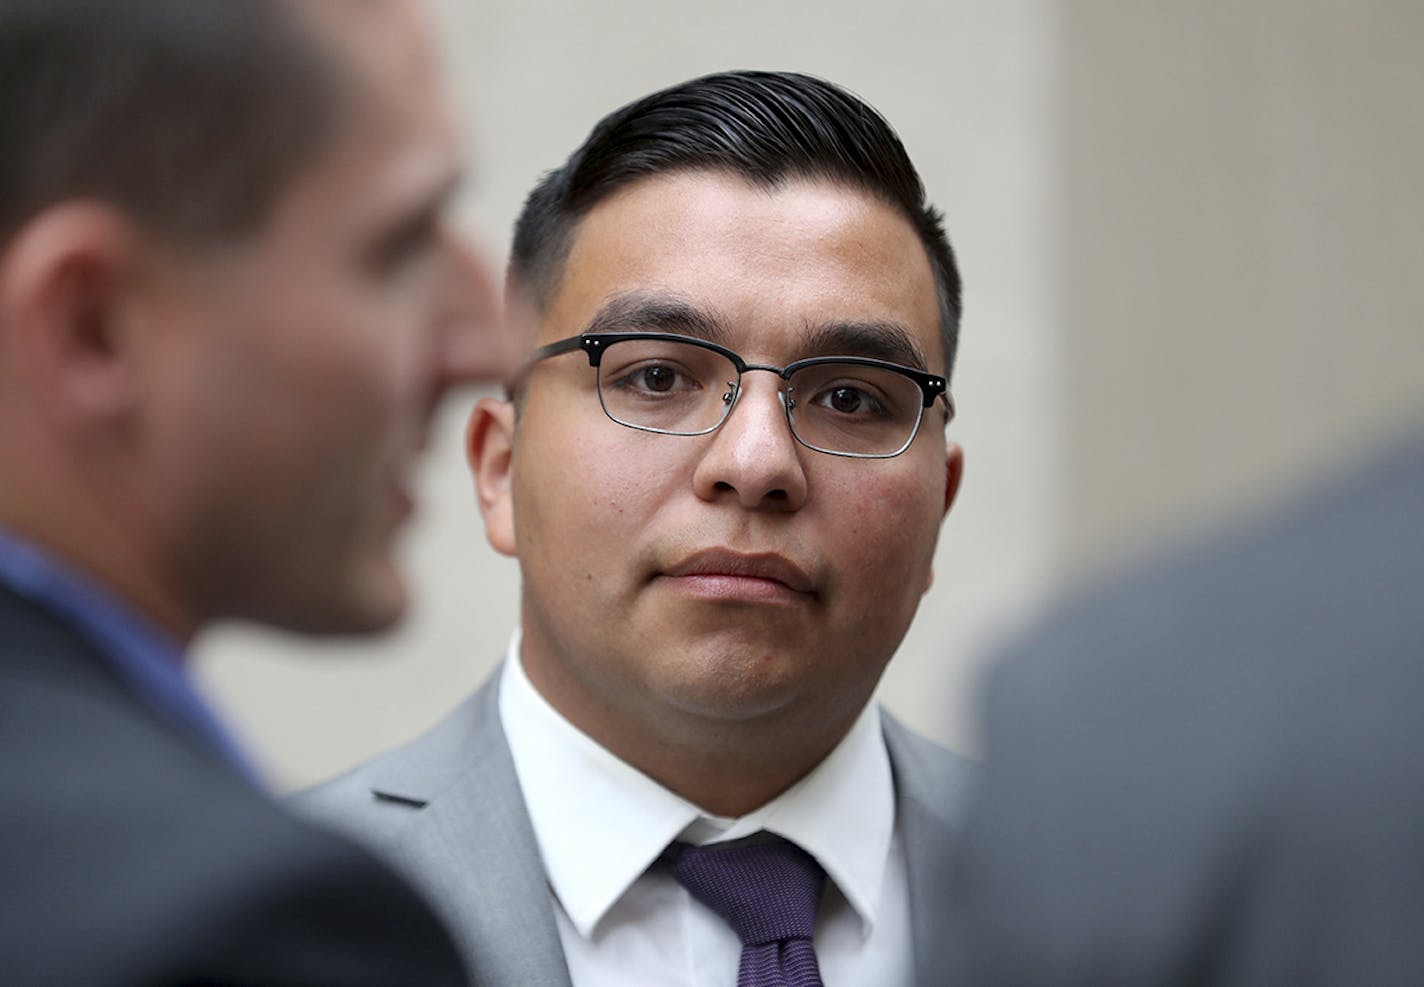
[522,649,864,818]
[0,465,198,645]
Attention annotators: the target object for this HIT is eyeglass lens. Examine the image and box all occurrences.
[594,336,925,456]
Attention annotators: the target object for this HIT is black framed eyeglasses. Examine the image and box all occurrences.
[520,331,954,459]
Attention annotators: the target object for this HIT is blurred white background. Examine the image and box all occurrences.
[196,0,1424,790]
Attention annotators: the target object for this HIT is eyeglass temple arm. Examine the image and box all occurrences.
[528,334,596,364]
[504,334,601,398]
[938,390,956,423]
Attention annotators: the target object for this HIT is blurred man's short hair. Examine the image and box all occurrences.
[0,0,342,244]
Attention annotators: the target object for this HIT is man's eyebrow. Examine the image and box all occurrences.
[583,292,729,343]
[801,320,932,372]
[365,169,463,264]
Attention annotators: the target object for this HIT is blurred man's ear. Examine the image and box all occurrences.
[466,396,518,557]
[0,203,151,428]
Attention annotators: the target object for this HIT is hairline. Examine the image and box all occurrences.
[510,164,958,376]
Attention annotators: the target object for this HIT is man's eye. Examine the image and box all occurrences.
[640,365,678,392]
[816,384,885,417]
[608,362,699,395]
[366,216,439,272]
[829,387,865,413]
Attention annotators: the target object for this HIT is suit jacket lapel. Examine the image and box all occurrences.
[358,674,573,987]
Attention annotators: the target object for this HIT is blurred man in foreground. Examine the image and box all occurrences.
[302,70,975,987]
[0,1,504,982]
[938,428,1424,985]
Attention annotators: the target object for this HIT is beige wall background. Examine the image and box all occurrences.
[196,0,1424,791]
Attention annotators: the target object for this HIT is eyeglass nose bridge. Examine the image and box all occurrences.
[716,363,798,432]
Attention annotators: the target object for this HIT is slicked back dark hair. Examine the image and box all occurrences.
[0,0,343,246]
[510,70,963,377]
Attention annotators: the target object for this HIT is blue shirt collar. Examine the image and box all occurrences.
[0,525,263,788]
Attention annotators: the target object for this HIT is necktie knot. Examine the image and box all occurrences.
[664,836,825,947]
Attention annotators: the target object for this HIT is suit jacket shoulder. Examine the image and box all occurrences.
[882,708,976,816]
[0,588,466,986]
[880,709,977,986]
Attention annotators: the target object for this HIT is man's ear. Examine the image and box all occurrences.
[922,440,966,595]
[0,202,150,427]
[466,396,518,557]
[944,440,964,517]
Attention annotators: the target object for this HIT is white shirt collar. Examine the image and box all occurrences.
[498,630,896,940]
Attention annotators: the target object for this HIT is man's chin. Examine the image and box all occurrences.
[253,568,410,637]
[656,660,814,723]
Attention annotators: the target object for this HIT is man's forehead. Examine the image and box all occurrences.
[292,0,444,118]
[276,0,460,204]
[542,170,944,367]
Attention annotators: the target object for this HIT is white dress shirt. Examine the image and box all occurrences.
[498,632,913,987]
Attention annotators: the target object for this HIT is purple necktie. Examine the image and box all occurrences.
[664,836,827,987]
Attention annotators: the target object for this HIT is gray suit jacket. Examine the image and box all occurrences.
[297,671,974,987]
[937,429,1424,986]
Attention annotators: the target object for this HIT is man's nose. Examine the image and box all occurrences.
[690,372,809,511]
[436,231,513,385]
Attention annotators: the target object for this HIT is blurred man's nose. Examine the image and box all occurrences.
[437,230,512,385]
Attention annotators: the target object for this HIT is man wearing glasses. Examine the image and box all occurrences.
[302,70,972,987]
